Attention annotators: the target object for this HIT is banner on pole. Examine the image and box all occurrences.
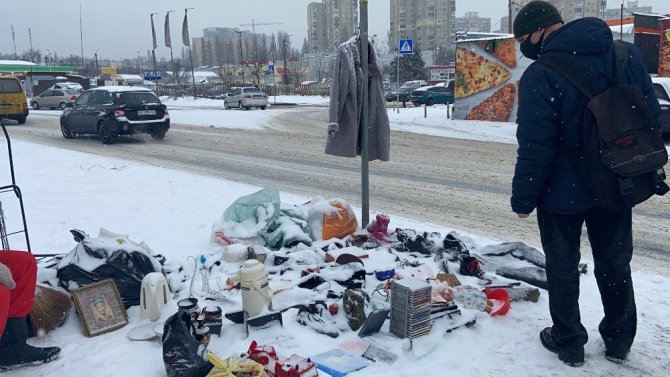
[182,12,190,47]
[164,13,172,48]
[150,15,157,49]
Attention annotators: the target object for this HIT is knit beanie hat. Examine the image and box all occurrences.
[513,0,563,38]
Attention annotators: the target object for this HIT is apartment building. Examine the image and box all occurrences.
[307,0,359,52]
[604,1,653,20]
[500,0,608,33]
[455,12,491,33]
[389,0,457,57]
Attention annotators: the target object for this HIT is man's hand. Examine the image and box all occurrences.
[517,213,529,219]
[0,262,16,289]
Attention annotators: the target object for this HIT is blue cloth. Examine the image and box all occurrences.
[511,17,661,214]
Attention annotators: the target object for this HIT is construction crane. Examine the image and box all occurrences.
[240,19,283,34]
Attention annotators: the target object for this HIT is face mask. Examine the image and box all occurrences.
[520,31,544,60]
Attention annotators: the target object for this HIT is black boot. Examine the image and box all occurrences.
[0,317,61,371]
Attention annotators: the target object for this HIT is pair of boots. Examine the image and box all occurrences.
[0,316,60,371]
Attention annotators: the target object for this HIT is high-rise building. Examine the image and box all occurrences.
[455,12,491,33]
[307,2,329,52]
[389,0,457,58]
[500,0,608,33]
[307,1,359,52]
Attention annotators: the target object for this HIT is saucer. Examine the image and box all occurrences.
[127,323,159,341]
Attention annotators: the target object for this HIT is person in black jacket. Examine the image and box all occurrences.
[511,0,661,368]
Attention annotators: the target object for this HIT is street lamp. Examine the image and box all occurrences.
[233,28,244,84]
[137,51,141,76]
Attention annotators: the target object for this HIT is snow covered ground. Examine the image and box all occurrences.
[1,96,669,376]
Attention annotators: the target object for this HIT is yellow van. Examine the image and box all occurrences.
[0,76,29,124]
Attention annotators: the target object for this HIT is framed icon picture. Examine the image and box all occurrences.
[71,279,128,337]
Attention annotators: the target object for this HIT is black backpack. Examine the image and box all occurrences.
[537,40,669,209]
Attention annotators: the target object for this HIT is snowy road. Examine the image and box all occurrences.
[11,109,670,276]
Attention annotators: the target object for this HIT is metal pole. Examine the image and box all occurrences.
[508,0,512,34]
[80,3,84,73]
[360,0,369,227]
[272,51,276,104]
[396,51,400,113]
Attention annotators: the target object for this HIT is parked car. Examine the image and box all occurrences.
[50,82,84,92]
[59,86,169,144]
[31,89,80,110]
[385,87,412,103]
[224,87,268,110]
[651,76,670,141]
[411,85,454,106]
[0,76,28,124]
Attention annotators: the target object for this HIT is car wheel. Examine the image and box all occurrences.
[224,102,230,109]
[412,101,420,107]
[260,106,266,110]
[150,127,168,140]
[60,118,74,139]
[426,98,434,106]
[59,102,68,110]
[98,121,117,145]
[16,116,27,124]
[31,102,40,110]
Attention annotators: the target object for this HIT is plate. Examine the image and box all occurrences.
[154,322,165,338]
[127,323,159,341]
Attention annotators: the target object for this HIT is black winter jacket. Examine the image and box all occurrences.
[511,18,661,214]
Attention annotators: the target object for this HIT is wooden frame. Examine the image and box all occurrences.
[71,278,128,337]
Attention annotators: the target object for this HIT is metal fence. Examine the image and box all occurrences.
[156,83,331,99]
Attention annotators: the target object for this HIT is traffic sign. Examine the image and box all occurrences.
[268,64,274,75]
[143,69,161,81]
[399,39,413,55]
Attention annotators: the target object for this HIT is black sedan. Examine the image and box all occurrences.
[60,86,170,144]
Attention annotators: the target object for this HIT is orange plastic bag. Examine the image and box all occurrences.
[307,198,358,241]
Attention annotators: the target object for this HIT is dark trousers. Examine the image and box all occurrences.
[536,206,637,353]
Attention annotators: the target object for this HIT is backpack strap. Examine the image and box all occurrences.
[536,53,595,99]
[612,40,630,85]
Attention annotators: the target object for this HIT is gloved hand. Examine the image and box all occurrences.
[0,262,16,289]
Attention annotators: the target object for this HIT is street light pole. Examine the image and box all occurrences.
[234,28,244,84]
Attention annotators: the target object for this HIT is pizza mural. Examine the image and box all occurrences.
[454,34,531,122]
[659,19,670,77]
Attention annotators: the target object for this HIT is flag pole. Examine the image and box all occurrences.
[360,0,369,227]
[150,13,160,96]
[184,8,196,98]
[166,11,177,87]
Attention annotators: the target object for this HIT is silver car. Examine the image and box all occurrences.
[31,89,80,110]
[224,87,268,110]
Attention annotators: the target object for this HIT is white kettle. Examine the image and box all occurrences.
[140,272,169,322]
[239,259,273,321]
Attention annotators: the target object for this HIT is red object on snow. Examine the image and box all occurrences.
[485,288,511,316]
[328,303,338,315]
[246,340,319,377]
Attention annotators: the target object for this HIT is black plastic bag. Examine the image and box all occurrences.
[57,248,161,308]
[162,311,213,377]
[56,231,163,308]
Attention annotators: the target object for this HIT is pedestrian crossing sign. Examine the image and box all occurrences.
[399,39,413,55]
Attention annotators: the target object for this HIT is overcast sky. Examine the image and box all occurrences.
[1,0,668,61]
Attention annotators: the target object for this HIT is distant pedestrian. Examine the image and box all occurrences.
[510,0,661,367]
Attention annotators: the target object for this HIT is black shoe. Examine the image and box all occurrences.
[0,317,60,371]
[0,344,60,371]
[458,254,485,278]
[539,327,584,367]
[605,348,629,364]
